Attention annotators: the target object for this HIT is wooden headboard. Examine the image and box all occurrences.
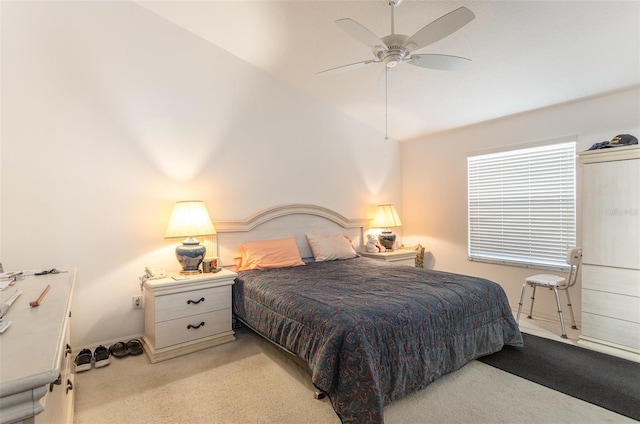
[213,204,369,266]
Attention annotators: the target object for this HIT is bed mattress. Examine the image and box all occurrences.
[233,257,523,423]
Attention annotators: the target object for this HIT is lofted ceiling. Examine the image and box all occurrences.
[137,0,640,141]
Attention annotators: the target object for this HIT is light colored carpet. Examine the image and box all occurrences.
[74,328,635,424]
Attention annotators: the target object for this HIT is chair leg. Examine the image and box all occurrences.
[552,287,567,338]
[516,283,528,323]
[564,289,578,330]
[527,285,537,319]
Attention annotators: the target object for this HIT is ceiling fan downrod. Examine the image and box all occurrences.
[389,0,398,35]
[385,1,401,139]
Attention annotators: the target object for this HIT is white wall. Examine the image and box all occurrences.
[0,1,401,347]
[402,87,640,321]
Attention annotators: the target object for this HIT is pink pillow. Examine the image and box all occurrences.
[235,237,305,271]
[306,234,358,262]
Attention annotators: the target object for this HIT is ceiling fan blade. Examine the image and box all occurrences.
[336,18,387,49]
[316,59,377,76]
[404,7,475,51]
[408,54,471,71]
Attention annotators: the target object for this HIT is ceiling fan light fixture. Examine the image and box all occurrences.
[380,49,408,67]
[384,54,401,67]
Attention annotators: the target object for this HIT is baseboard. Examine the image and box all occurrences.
[578,335,640,364]
[72,333,144,354]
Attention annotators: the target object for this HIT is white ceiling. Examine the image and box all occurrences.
[137,1,640,141]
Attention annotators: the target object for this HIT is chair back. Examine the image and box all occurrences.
[564,247,582,288]
[566,248,582,266]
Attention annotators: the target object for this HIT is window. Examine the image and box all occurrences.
[468,141,576,270]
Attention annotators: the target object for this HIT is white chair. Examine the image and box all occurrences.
[516,248,582,338]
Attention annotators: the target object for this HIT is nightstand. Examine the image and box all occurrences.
[361,249,418,266]
[142,269,237,363]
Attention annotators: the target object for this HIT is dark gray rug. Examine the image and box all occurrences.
[478,333,640,421]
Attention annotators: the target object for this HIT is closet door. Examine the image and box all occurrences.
[578,146,640,361]
[582,157,640,269]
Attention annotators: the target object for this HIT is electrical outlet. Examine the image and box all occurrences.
[132,295,143,309]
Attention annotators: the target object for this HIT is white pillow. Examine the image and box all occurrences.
[306,234,358,262]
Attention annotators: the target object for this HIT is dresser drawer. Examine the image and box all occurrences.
[582,312,640,350]
[582,265,640,297]
[155,309,232,349]
[154,286,231,322]
[582,289,640,324]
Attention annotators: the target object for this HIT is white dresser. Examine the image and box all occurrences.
[578,145,640,362]
[142,269,237,363]
[0,271,75,424]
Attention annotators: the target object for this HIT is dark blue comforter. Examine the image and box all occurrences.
[233,257,523,423]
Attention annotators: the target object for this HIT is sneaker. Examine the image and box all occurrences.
[74,349,92,372]
[94,345,110,368]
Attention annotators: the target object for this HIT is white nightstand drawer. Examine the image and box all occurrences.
[155,309,232,349]
[361,250,418,266]
[155,285,231,322]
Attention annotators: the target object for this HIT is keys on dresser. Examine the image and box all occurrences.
[0,271,23,290]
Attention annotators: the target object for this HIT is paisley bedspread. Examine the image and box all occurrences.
[233,257,523,423]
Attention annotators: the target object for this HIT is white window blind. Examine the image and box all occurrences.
[468,141,576,269]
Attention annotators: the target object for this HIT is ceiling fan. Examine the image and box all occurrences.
[318,0,475,139]
[318,0,475,75]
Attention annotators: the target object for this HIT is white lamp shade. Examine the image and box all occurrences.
[371,204,403,228]
[165,201,216,239]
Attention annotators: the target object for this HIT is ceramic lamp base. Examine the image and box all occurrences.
[175,238,206,274]
[378,232,396,250]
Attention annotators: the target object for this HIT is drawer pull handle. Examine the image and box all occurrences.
[50,374,62,392]
[187,297,205,305]
[66,379,73,394]
[65,343,72,356]
[187,322,205,330]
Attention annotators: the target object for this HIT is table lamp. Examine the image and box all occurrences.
[165,201,216,274]
[371,204,403,250]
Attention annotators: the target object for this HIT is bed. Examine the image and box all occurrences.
[216,204,523,424]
